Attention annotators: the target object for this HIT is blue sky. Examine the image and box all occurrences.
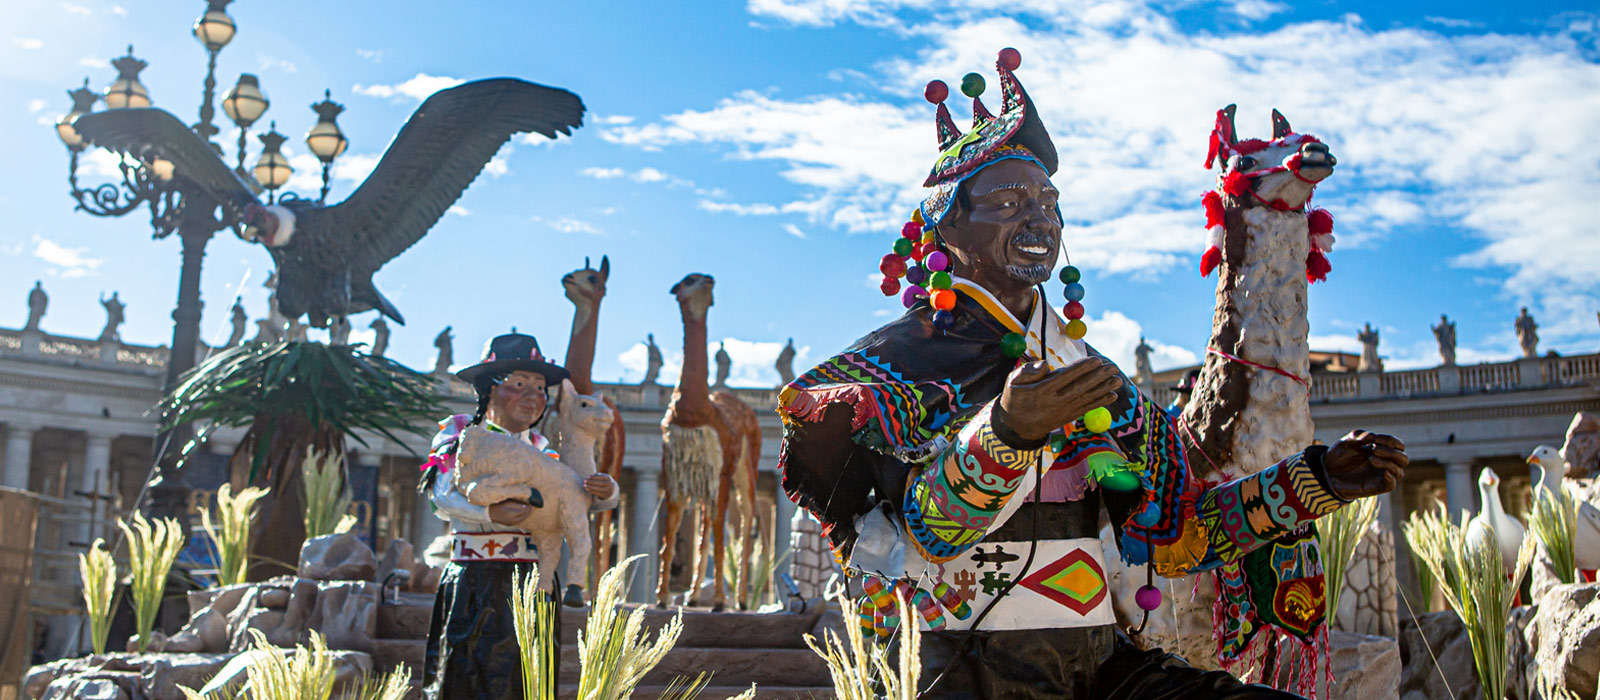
[2,0,1596,387]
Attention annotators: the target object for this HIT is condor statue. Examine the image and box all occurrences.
[72,78,585,329]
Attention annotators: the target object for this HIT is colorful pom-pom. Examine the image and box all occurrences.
[1000,332,1027,359]
[1307,208,1333,235]
[930,288,956,311]
[1132,501,1161,527]
[1083,407,1112,434]
[1199,246,1222,278]
[910,245,927,262]
[911,208,924,225]
[905,265,928,286]
[880,254,907,278]
[929,271,952,290]
[924,80,949,104]
[1065,318,1087,339]
[1063,300,1084,320]
[931,310,954,331]
[1058,265,1080,284]
[1202,190,1225,229]
[1136,584,1163,611]
[893,238,914,257]
[998,48,1021,71]
[1049,432,1068,453]
[1306,249,1331,283]
[881,277,901,297]
[1222,170,1252,197]
[901,221,922,240]
[926,250,949,272]
[902,286,925,308]
[1063,283,1085,302]
[960,72,986,98]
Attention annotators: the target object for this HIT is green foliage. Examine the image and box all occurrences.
[1528,484,1578,585]
[806,587,922,700]
[1404,504,1535,700]
[159,341,441,476]
[77,538,117,655]
[301,448,354,540]
[1316,496,1380,624]
[201,484,269,587]
[119,512,185,653]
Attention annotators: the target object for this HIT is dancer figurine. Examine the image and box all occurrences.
[777,48,1407,699]
[420,333,618,700]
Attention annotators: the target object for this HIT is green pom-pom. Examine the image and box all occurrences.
[1058,265,1081,284]
[1000,332,1027,359]
[1088,453,1141,492]
[961,73,986,98]
[929,271,952,290]
[1049,433,1068,453]
[893,238,914,257]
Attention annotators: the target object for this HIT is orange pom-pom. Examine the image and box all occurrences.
[930,289,956,311]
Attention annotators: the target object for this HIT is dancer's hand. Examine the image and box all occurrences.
[584,474,617,500]
[1323,431,1408,499]
[997,358,1123,443]
[489,499,533,525]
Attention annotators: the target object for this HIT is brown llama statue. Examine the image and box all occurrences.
[1107,106,1342,665]
[559,256,627,579]
[657,273,764,610]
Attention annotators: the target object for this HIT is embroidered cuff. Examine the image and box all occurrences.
[1197,450,1346,562]
[903,402,1045,562]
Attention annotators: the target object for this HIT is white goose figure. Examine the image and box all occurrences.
[1527,445,1600,572]
[1465,468,1525,572]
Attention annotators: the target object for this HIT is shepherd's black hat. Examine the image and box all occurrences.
[1172,368,1202,394]
[455,333,570,386]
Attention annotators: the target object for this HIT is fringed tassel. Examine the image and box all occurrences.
[1222,170,1252,197]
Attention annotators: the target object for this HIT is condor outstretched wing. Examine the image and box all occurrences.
[320,78,585,274]
[71,107,258,208]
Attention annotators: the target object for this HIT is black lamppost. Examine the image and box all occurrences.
[54,1,346,526]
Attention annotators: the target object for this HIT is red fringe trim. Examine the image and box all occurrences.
[1200,246,1222,278]
[1202,190,1225,228]
[1307,208,1333,235]
[1222,171,1252,197]
[1306,249,1331,283]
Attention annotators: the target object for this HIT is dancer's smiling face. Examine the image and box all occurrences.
[940,158,1062,293]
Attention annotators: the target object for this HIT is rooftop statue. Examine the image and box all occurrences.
[1433,314,1456,366]
[642,333,663,386]
[1358,322,1382,372]
[776,337,797,386]
[1517,307,1540,359]
[224,297,248,348]
[24,281,47,333]
[98,292,124,342]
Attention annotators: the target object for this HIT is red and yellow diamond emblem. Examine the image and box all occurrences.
[1019,548,1107,615]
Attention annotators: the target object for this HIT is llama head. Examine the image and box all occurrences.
[556,378,615,439]
[670,273,715,322]
[561,255,610,309]
[1208,105,1336,212]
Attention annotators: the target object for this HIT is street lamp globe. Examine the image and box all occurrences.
[222,73,269,128]
[305,90,348,162]
[192,1,237,52]
[252,125,293,191]
[56,79,100,151]
[103,46,151,109]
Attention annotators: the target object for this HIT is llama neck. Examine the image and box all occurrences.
[560,432,598,477]
[565,298,600,394]
[675,310,712,409]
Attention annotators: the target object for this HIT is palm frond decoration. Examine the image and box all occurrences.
[119,512,185,653]
[1528,483,1578,585]
[201,484,268,587]
[1316,496,1380,625]
[77,537,117,655]
[159,340,440,579]
[1404,504,1535,700]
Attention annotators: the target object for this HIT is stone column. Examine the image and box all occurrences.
[1445,461,1477,523]
[3,425,35,490]
[81,434,113,542]
[628,467,660,602]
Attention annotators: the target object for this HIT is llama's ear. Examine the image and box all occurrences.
[1271,108,1292,139]
[599,255,610,281]
[562,377,577,398]
[1221,104,1238,145]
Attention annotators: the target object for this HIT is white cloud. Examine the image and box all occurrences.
[33,236,103,278]
[257,54,297,74]
[352,73,465,102]
[782,223,808,239]
[1424,16,1482,29]
[448,205,470,217]
[594,114,635,125]
[27,99,47,113]
[107,4,125,16]
[13,37,43,50]
[581,167,626,179]
[1086,310,1198,374]
[61,2,91,15]
[534,215,604,236]
[580,165,692,187]
[613,2,1600,347]
[356,48,385,63]
[78,56,104,68]
[1228,0,1285,20]
[485,150,510,178]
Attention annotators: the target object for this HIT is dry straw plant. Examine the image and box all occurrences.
[77,537,117,655]
[178,630,410,700]
[1404,505,1535,700]
[1316,495,1381,623]
[202,484,269,587]
[119,512,186,653]
[806,588,922,700]
[510,555,755,700]
[302,447,356,539]
[1528,483,1578,585]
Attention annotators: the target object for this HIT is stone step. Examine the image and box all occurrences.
[377,593,434,639]
[400,680,831,700]
[375,598,823,650]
